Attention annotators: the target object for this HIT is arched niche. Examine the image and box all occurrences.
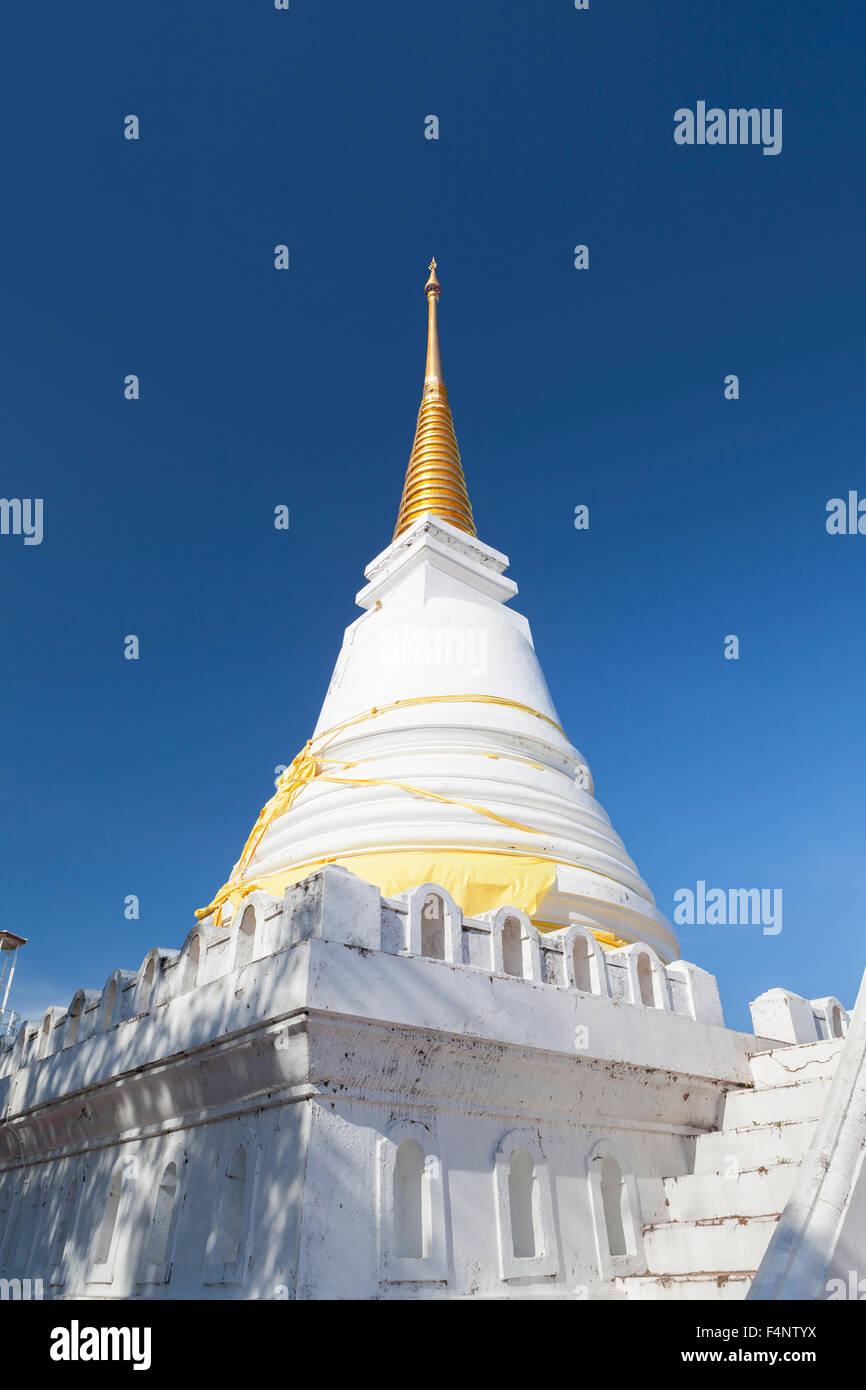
[489,908,540,983]
[562,926,608,996]
[400,883,462,964]
[376,1119,449,1284]
[492,1128,558,1282]
[586,1138,645,1281]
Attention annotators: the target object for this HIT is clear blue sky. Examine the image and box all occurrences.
[2,1,864,1033]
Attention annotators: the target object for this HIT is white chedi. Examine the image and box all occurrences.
[227,514,678,960]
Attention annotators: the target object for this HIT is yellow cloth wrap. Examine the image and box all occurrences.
[194,693,628,948]
[198,849,553,924]
[336,850,557,920]
[195,847,627,949]
[195,693,572,926]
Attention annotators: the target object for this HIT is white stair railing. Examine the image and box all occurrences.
[748,962,866,1300]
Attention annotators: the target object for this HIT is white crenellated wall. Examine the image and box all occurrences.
[0,866,852,1300]
[749,988,850,1045]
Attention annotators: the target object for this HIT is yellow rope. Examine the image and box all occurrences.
[315,773,552,838]
[196,693,570,925]
[312,692,566,746]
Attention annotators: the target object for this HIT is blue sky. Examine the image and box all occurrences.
[1,0,864,1033]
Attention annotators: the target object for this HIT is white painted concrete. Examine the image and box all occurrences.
[644,1214,780,1275]
[748,966,866,1301]
[616,1026,850,1300]
[664,1167,798,1222]
[692,1120,817,1175]
[0,864,855,1301]
[749,1037,845,1090]
[750,989,850,1046]
[623,1274,753,1301]
[720,1076,835,1128]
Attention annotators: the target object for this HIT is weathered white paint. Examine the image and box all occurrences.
[619,1032,846,1300]
[0,866,855,1300]
[748,966,866,1301]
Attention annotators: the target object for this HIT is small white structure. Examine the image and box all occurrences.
[0,263,861,1300]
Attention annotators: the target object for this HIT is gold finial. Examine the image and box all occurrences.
[392,260,477,540]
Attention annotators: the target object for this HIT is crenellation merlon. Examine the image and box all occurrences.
[749,987,850,1046]
[0,867,849,1099]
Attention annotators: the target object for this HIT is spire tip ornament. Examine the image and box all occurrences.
[393,260,476,540]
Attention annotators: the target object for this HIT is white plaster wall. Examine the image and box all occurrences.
[0,867,825,1302]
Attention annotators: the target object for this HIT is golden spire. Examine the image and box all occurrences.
[393,259,477,539]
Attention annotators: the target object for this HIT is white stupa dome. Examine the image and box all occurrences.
[198,261,678,962]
